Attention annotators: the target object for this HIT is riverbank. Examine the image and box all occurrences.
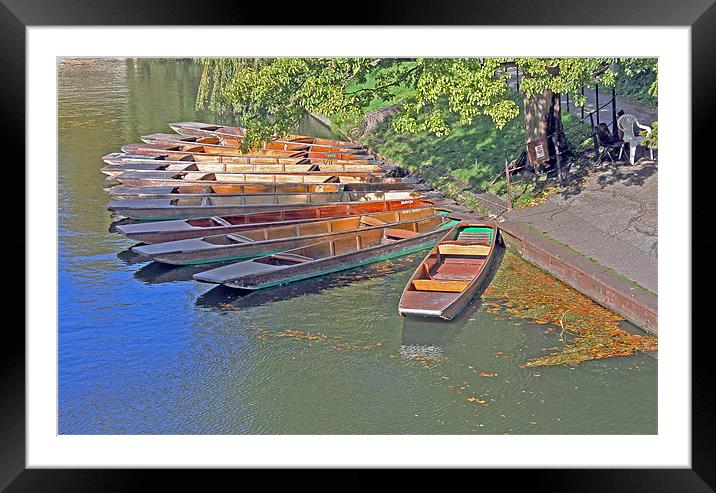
[353,85,658,333]
[421,161,659,334]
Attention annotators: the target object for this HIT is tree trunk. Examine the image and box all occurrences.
[523,89,564,173]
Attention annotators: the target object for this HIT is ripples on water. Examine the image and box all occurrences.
[58,58,657,435]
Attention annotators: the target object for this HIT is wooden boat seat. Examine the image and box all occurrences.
[211,216,232,227]
[412,279,468,293]
[457,233,492,242]
[360,216,388,227]
[385,228,418,239]
[431,260,484,281]
[271,253,314,263]
[226,233,254,243]
[437,244,490,256]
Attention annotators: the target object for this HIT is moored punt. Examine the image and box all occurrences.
[111,170,406,188]
[107,183,344,198]
[141,133,372,161]
[115,196,437,243]
[102,153,386,173]
[169,121,366,151]
[103,152,308,167]
[111,169,391,186]
[107,180,426,197]
[100,160,382,177]
[133,207,442,265]
[398,221,499,320]
[122,142,308,159]
[120,143,376,165]
[194,213,457,289]
[108,190,427,221]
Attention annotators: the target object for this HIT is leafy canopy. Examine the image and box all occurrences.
[196,57,657,148]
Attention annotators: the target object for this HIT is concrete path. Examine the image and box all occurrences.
[505,162,658,294]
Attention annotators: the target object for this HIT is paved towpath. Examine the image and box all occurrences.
[505,162,658,294]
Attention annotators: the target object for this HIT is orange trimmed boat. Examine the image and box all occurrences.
[169,121,366,152]
[398,220,499,320]
[115,196,437,243]
[120,143,375,166]
[141,133,371,161]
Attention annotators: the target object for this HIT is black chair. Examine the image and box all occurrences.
[593,123,625,164]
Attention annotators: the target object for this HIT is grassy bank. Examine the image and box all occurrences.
[362,98,526,193]
[345,96,587,208]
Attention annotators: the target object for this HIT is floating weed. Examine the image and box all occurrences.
[483,251,658,367]
[256,329,384,352]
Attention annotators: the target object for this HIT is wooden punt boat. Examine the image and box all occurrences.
[102,152,300,166]
[398,221,499,320]
[111,169,389,186]
[193,213,458,289]
[122,142,308,158]
[102,153,387,174]
[169,121,366,151]
[103,151,308,167]
[108,179,420,195]
[107,180,427,199]
[109,190,426,221]
[141,133,372,161]
[133,207,442,265]
[108,183,343,198]
[120,143,375,165]
[111,170,405,188]
[116,196,437,243]
[100,160,382,177]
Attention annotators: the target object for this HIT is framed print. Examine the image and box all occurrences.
[4,0,712,489]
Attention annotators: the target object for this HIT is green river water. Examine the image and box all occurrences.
[58,58,657,435]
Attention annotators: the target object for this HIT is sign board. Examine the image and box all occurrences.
[526,138,551,166]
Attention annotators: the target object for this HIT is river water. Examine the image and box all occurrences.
[58,58,657,434]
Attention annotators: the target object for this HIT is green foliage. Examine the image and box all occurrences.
[618,59,658,99]
[611,60,658,108]
[514,58,616,107]
[641,121,658,149]
[195,57,657,149]
[364,95,527,192]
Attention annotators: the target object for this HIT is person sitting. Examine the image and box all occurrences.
[593,123,625,164]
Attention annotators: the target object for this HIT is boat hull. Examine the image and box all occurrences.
[115,197,433,243]
[398,221,499,320]
[169,122,366,151]
[111,170,390,186]
[194,219,458,290]
[109,192,428,220]
[132,208,441,265]
[141,133,372,161]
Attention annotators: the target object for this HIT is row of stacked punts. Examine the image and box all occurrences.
[106,122,501,319]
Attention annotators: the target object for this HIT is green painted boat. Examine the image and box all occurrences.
[194,214,458,290]
[133,207,442,266]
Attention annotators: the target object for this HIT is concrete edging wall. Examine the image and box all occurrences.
[498,219,658,334]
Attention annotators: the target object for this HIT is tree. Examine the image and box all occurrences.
[196,57,657,164]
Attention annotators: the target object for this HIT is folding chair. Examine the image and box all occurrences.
[593,123,625,164]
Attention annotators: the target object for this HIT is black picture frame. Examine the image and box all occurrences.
[4,0,710,489]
